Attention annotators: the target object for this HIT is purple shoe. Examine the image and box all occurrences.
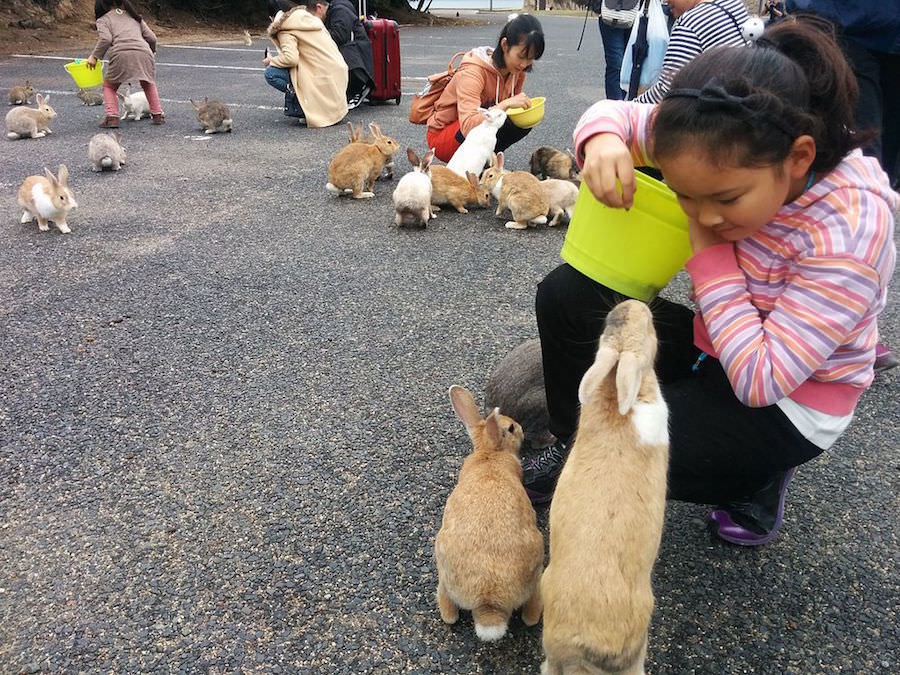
[707,468,797,547]
[874,342,898,373]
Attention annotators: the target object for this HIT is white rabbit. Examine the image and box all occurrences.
[539,178,579,226]
[17,164,78,234]
[446,107,507,177]
[541,299,669,675]
[88,132,127,172]
[118,86,149,120]
[392,147,435,228]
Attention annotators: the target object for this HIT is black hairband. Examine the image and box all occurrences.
[664,83,797,138]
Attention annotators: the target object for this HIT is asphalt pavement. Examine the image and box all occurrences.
[1,12,898,674]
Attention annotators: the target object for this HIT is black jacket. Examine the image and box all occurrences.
[325,0,374,83]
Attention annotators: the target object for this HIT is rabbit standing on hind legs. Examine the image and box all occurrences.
[541,300,669,675]
[434,386,544,642]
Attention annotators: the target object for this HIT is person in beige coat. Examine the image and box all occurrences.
[264,1,348,128]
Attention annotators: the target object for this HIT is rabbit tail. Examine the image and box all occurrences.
[101,157,113,168]
[472,604,508,642]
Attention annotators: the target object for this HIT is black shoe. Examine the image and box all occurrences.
[522,439,569,505]
[707,468,797,546]
[284,91,305,120]
[347,85,370,110]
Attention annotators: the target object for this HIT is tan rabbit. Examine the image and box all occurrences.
[17,164,78,234]
[347,122,393,180]
[530,146,580,181]
[434,386,544,642]
[540,299,669,675]
[326,122,399,198]
[539,178,579,227]
[5,94,56,140]
[480,152,549,230]
[430,166,491,214]
[8,81,35,105]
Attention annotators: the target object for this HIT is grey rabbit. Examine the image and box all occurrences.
[8,81,35,105]
[484,338,555,450]
[88,132,127,172]
[191,98,233,134]
[77,88,104,106]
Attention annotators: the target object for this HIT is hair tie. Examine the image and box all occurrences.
[665,82,797,138]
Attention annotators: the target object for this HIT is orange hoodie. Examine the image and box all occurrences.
[426,46,525,136]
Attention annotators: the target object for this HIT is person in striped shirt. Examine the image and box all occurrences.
[635,0,749,104]
[523,18,897,546]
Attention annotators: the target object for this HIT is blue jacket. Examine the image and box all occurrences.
[786,0,900,53]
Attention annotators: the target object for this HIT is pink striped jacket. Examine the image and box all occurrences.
[574,100,897,415]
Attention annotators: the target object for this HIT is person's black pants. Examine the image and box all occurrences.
[842,40,900,186]
[347,67,371,98]
[453,117,532,154]
[535,263,824,505]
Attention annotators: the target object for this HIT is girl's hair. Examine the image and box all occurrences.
[492,14,545,72]
[652,17,863,175]
[94,0,142,21]
[269,0,298,13]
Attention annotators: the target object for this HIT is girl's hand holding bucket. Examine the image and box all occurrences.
[86,56,98,69]
[582,133,636,210]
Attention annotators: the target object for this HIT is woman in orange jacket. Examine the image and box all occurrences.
[426,15,545,163]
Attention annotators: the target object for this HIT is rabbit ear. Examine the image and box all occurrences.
[477,107,489,116]
[346,121,356,140]
[36,93,45,105]
[449,385,483,438]
[615,352,643,415]
[406,147,420,167]
[495,152,504,171]
[57,164,69,186]
[421,149,434,170]
[483,408,502,448]
[43,167,58,186]
[369,122,382,138]
[465,171,479,188]
[578,343,619,405]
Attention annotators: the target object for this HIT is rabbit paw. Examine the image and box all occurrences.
[505,221,528,230]
[20,211,32,224]
[56,223,71,234]
[353,192,375,199]
[37,222,50,231]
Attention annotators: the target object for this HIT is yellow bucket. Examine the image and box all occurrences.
[507,96,545,129]
[64,59,104,89]
[560,172,691,301]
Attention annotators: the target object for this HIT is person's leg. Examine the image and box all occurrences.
[138,80,163,115]
[877,51,900,186]
[598,19,627,101]
[524,263,699,502]
[102,80,120,118]
[426,120,463,163]
[495,117,532,153]
[347,69,371,109]
[841,39,883,163]
[264,65,292,94]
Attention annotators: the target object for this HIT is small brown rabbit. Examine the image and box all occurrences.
[88,132,127,172]
[480,152,549,230]
[5,94,56,140]
[8,81,35,106]
[191,98,233,134]
[435,386,544,642]
[326,122,399,198]
[529,146,580,181]
[539,178,579,227]
[348,122,393,180]
[17,164,78,234]
[541,300,669,675]
[77,88,104,106]
[430,166,491,214]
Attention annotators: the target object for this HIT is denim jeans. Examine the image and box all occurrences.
[598,18,629,101]
[264,65,292,94]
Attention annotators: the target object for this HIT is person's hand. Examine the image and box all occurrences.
[581,133,635,209]
[688,217,729,253]
[500,92,531,110]
[263,56,271,66]
[86,56,98,69]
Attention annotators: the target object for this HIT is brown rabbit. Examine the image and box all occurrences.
[430,166,491,214]
[348,122,394,180]
[326,122,399,198]
[435,386,544,642]
[529,146,580,181]
[480,152,549,230]
[540,300,669,675]
[8,81,35,106]
[5,94,56,140]
[17,164,78,234]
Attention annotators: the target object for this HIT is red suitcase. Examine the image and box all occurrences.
[364,18,402,105]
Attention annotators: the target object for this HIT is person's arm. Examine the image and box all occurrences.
[140,20,158,53]
[268,33,299,68]
[635,25,702,104]
[90,17,113,60]
[326,4,353,46]
[686,194,891,406]
[455,69,490,136]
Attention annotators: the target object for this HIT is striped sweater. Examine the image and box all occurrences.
[574,100,898,415]
[636,0,748,104]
